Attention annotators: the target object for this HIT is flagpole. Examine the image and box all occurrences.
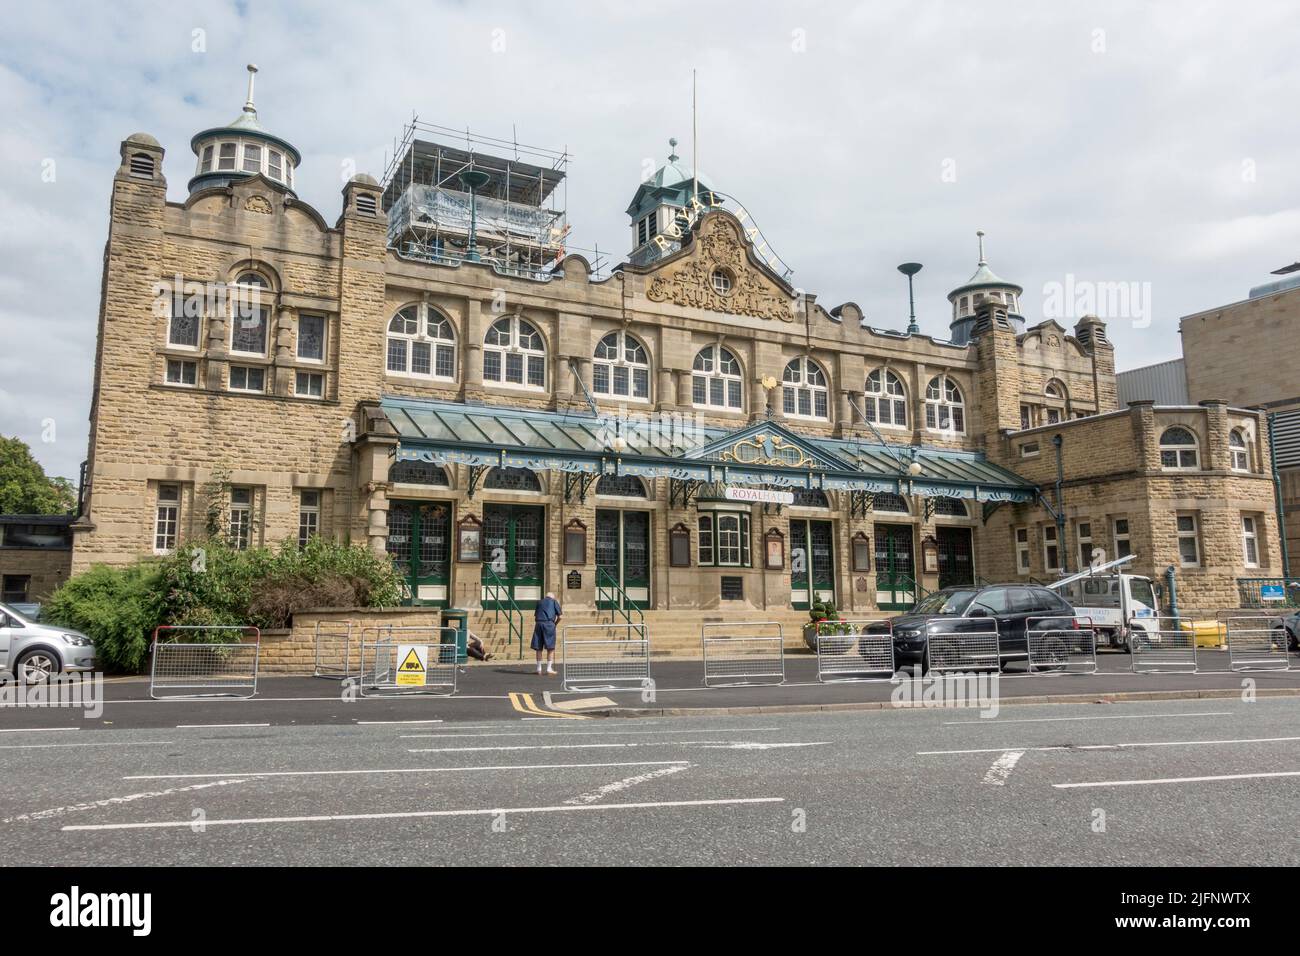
[692,68,699,207]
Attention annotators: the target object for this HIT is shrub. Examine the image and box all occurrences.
[43,563,165,672]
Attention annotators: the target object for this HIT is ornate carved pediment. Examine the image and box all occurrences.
[645,214,795,323]
[243,195,273,214]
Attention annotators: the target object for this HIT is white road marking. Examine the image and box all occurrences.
[122,760,691,782]
[62,796,784,831]
[692,741,831,751]
[399,727,782,739]
[0,740,174,751]
[355,719,444,725]
[942,711,1233,726]
[175,723,270,729]
[3,779,246,824]
[1054,770,1300,789]
[982,750,1025,786]
[564,764,691,805]
[918,735,1300,756]
[0,727,79,734]
[408,741,739,753]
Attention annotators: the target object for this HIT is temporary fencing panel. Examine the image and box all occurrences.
[357,626,458,696]
[150,625,261,699]
[1026,617,1098,674]
[1223,615,1291,672]
[701,622,785,687]
[1129,617,1198,673]
[815,620,895,682]
[561,623,651,692]
[313,621,355,679]
[926,621,1001,674]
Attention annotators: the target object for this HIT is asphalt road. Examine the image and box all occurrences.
[1,695,1297,865]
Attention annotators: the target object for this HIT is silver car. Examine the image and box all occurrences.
[0,601,97,684]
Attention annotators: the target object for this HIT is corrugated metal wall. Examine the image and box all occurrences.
[1272,408,1300,469]
[1116,358,1189,407]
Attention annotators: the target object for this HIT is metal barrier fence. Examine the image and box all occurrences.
[814,620,895,682]
[926,621,1001,674]
[1026,616,1098,674]
[356,627,458,696]
[312,621,354,680]
[150,625,261,699]
[701,622,785,687]
[561,623,651,692]
[1129,617,1198,673]
[1222,615,1292,672]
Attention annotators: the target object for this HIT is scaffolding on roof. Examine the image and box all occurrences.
[380,117,606,281]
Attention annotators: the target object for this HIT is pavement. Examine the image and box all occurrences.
[1,694,1297,865]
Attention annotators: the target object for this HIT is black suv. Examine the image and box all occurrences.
[889,583,1078,672]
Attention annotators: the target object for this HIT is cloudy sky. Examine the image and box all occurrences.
[3,0,1298,482]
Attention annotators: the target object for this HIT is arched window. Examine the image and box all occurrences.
[873,492,910,513]
[484,316,545,389]
[1159,426,1199,470]
[865,368,908,428]
[595,474,646,497]
[230,271,271,356]
[692,345,743,411]
[1229,429,1250,472]
[1042,379,1068,425]
[932,497,967,517]
[925,376,965,433]
[389,461,449,486]
[782,357,828,419]
[593,331,650,401]
[791,487,830,508]
[386,304,456,380]
[484,467,542,492]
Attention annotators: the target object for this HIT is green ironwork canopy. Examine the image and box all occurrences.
[380,396,1035,503]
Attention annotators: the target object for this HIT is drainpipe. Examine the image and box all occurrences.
[1268,412,1291,577]
[1164,565,1178,620]
[1053,433,1068,573]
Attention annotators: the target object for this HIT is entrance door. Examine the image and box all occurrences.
[386,501,451,606]
[595,510,651,610]
[874,524,916,610]
[790,519,835,610]
[936,526,975,589]
[482,504,544,609]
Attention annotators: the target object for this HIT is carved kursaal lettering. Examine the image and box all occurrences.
[645,217,793,322]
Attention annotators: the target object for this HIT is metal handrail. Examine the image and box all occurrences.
[482,565,525,659]
[596,565,645,630]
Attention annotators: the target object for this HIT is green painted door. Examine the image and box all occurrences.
[482,504,544,609]
[386,501,451,606]
[875,523,917,611]
[936,526,974,589]
[790,519,835,610]
[595,509,651,610]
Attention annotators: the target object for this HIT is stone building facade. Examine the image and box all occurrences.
[69,93,1281,618]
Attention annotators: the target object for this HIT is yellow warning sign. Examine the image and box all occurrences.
[395,644,428,686]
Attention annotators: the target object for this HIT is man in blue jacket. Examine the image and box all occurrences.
[532,591,562,676]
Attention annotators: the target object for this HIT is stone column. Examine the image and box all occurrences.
[273,305,295,396]
[463,297,484,401]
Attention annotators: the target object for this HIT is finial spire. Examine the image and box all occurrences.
[976,229,987,266]
[244,64,259,114]
[668,137,679,162]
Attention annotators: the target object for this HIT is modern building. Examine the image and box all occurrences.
[0,515,74,607]
[67,71,1282,625]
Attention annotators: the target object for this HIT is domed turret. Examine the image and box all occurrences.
[626,138,722,265]
[947,231,1025,344]
[188,65,301,196]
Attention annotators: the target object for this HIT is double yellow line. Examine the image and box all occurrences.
[508,691,590,720]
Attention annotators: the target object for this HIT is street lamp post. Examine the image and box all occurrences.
[459,168,491,263]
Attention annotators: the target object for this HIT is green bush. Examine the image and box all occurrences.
[43,563,165,672]
[45,537,404,672]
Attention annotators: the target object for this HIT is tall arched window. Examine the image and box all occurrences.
[692,345,743,411]
[484,316,546,389]
[925,376,965,433]
[593,331,650,401]
[1042,379,1068,425]
[1229,429,1250,472]
[230,271,271,356]
[782,357,828,419]
[386,304,456,380]
[1159,426,1199,470]
[865,368,907,428]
